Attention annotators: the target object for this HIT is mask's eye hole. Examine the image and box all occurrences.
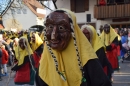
[59,26,65,30]
[48,25,54,29]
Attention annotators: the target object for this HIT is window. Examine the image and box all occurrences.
[22,9,27,14]
[70,0,89,13]
[11,9,15,14]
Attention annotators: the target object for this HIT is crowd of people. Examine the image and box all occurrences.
[0,8,129,86]
[0,29,44,86]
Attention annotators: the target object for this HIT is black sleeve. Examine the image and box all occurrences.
[35,59,112,86]
[112,36,118,46]
[106,37,119,51]
[35,66,48,86]
[35,44,44,57]
[11,55,35,71]
[83,59,112,86]
[96,47,110,68]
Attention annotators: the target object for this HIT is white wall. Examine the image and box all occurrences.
[56,0,100,30]
[2,2,37,31]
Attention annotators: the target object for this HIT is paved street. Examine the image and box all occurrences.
[0,60,130,86]
[112,60,130,86]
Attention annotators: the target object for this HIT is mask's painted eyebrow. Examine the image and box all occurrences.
[56,19,69,25]
[45,19,69,25]
[45,18,54,24]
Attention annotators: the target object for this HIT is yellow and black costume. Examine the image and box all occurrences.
[81,24,113,81]
[35,9,111,86]
[100,25,119,70]
[11,36,35,85]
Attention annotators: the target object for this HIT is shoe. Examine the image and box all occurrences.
[4,73,8,76]
[0,73,8,76]
[0,74,5,77]
[121,58,124,63]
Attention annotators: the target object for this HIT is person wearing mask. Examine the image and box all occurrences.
[31,32,43,69]
[11,36,35,86]
[100,24,119,81]
[81,24,113,82]
[35,9,112,86]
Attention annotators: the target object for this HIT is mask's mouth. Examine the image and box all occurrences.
[50,40,60,44]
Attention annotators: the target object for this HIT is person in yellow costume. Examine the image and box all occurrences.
[11,36,35,85]
[81,24,113,82]
[100,24,119,71]
[35,9,111,86]
[31,32,43,69]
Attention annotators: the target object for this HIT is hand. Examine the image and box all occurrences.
[11,67,17,71]
[11,64,18,71]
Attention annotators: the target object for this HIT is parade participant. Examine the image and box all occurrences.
[35,9,111,86]
[100,24,119,81]
[31,32,43,69]
[11,36,35,86]
[81,24,113,82]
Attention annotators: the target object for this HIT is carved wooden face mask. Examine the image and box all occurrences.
[45,12,71,51]
[104,24,110,34]
[19,39,26,50]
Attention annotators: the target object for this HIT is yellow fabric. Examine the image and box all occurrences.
[117,34,121,41]
[40,32,44,42]
[15,36,33,65]
[31,33,43,52]
[14,33,18,38]
[100,26,118,46]
[30,31,33,37]
[36,31,39,35]
[39,9,97,86]
[9,34,14,39]
[83,25,105,52]
[23,33,27,37]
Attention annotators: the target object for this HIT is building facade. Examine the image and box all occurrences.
[55,0,130,34]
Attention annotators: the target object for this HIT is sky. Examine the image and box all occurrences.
[0,0,11,13]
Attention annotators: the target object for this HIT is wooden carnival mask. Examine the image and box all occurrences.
[45,12,72,51]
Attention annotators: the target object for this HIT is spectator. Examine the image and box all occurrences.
[0,44,9,76]
[0,47,2,81]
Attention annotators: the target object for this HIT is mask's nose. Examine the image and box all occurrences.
[51,26,57,40]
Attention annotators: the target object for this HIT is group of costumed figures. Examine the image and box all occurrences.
[0,8,125,86]
[0,27,44,85]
